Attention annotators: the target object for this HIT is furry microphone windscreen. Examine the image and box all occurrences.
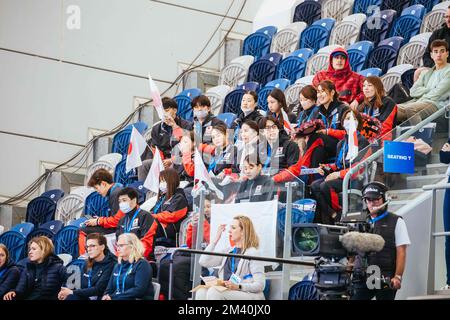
[340,231,385,254]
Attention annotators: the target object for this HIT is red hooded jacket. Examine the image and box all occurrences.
[312,48,365,105]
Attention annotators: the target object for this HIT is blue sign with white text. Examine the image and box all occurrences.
[384,141,415,174]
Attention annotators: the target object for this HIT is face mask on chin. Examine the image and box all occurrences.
[301,100,314,110]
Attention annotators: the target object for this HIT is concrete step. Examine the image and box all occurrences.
[389,188,423,201]
[426,163,449,175]
[406,174,447,189]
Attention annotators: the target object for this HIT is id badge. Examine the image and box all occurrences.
[229,273,242,285]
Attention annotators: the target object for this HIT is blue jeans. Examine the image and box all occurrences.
[444,177,450,285]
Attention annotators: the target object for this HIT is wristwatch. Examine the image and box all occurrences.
[394,275,402,282]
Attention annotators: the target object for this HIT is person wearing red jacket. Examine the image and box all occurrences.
[358,76,397,141]
[312,47,365,109]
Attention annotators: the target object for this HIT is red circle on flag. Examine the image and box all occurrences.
[128,143,133,155]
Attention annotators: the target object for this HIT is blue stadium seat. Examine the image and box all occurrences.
[10,222,34,237]
[112,127,132,159]
[358,67,383,77]
[41,189,65,203]
[223,88,246,115]
[278,199,316,238]
[175,88,202,121]
[360,9,397,45]
[381,0,411,13]
[257,79,291,112]
[126,180,149,205]
[114,158,138,186]
[236,82,261,92]
[389,5,426,44]
[288,280,319,300]
[293,0,322,25]
[68,217,88,228]
[0,231,26,262]
[365,36,403,74]
[84,192,110,217]
[217,113,238,128]
[242,26,278,60]
[26,196,57,228]
[299,18,336,53]
[410,0,440,13]
[401,67,416,90]
[247,53,283,86]
[352,0,382,14]
[347,41,374,72]
[25,220,64,245]
[55,225,81,258]
[125,121,148,134]
[276,49,314,83]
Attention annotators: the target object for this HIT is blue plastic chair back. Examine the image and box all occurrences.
[126,180,149,205]
[410,0,440,13]
[175,88,202,121]
[223,88,246,115]
[358,67,383,77]
[293,0,322,25]
[217,113,238,129]
[10,222,35,237]
[26,196,57,228]
[41,189,65,203]
[299,18,335,53]
[242,26,277,60]
[68,217,88,228]
[55,225,81,258]
[247,53,283,86]
[401,68,416,90]
[389,5,426,44]
[288,280,319,300]
[278,199,316,237]
[257,79,290,112]
[39,220,64,235]
[125,121,148,134]
[236,82,261,92]
[84,192,110,217]
[347,41,374,72]
[276,49,313,83]
[0,231,26,262]
[112,128,132,159]
[114,158,138,186]
[265,78,291,90]
[352,0,382,14]
[381,0,411,13]
[360,9,397,45]
[365,36,403,74]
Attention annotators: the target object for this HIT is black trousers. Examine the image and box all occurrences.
[310,177,343,225]
[351,287,397,300]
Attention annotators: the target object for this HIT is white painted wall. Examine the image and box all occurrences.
[0,0,260,200]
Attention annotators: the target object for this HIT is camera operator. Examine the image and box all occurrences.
[350,182,410,300]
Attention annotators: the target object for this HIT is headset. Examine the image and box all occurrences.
[361,181,391,212]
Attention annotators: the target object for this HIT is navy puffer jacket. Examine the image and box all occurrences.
[0,258,21,298]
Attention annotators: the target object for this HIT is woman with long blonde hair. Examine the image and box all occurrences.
[196,215,266,300]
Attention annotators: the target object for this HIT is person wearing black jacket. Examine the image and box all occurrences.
[206,123,239,177]
[191,95,225,144]
[103,233,154,300]
[258,116,300,177]
[231,91,263,130]
[310,109,370,225]
[0,244,20,299]
[267,88,297,125]
[58,233,116,300]
[235,155,275,203]
[296,85,321,127]
[4,236,66,300]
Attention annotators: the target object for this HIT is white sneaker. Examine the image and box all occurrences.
[440,284,450,290]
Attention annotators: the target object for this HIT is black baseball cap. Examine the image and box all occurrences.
[362,182,387,200]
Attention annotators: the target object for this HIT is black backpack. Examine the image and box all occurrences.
[388,83,412,104]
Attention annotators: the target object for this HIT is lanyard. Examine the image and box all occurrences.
[125,208,141,233]
[153,196,166,214]
[87,270,92,288]
[336,141,348,170]
[230,248,238,273]
[115,264,133,294]
[208,151,226,173]
[263,145,272,170]
[370,211,389,224]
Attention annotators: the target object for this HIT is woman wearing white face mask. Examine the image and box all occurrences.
[310,109,370,225]
[231,91,263,130]
[151,168,189,247]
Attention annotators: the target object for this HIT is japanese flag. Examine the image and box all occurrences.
[143,146,165,194]
[281,108,295,134]
[345,112,359,162]
[125,127,148,173]
[148,74,165,121]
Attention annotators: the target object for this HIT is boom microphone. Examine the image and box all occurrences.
[339,232,385,254]
[371,200,391,212]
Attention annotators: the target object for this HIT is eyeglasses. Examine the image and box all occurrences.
[265,125,278,130]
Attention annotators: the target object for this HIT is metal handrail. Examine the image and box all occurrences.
[168,247,315,300]
[342,104,450,217]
